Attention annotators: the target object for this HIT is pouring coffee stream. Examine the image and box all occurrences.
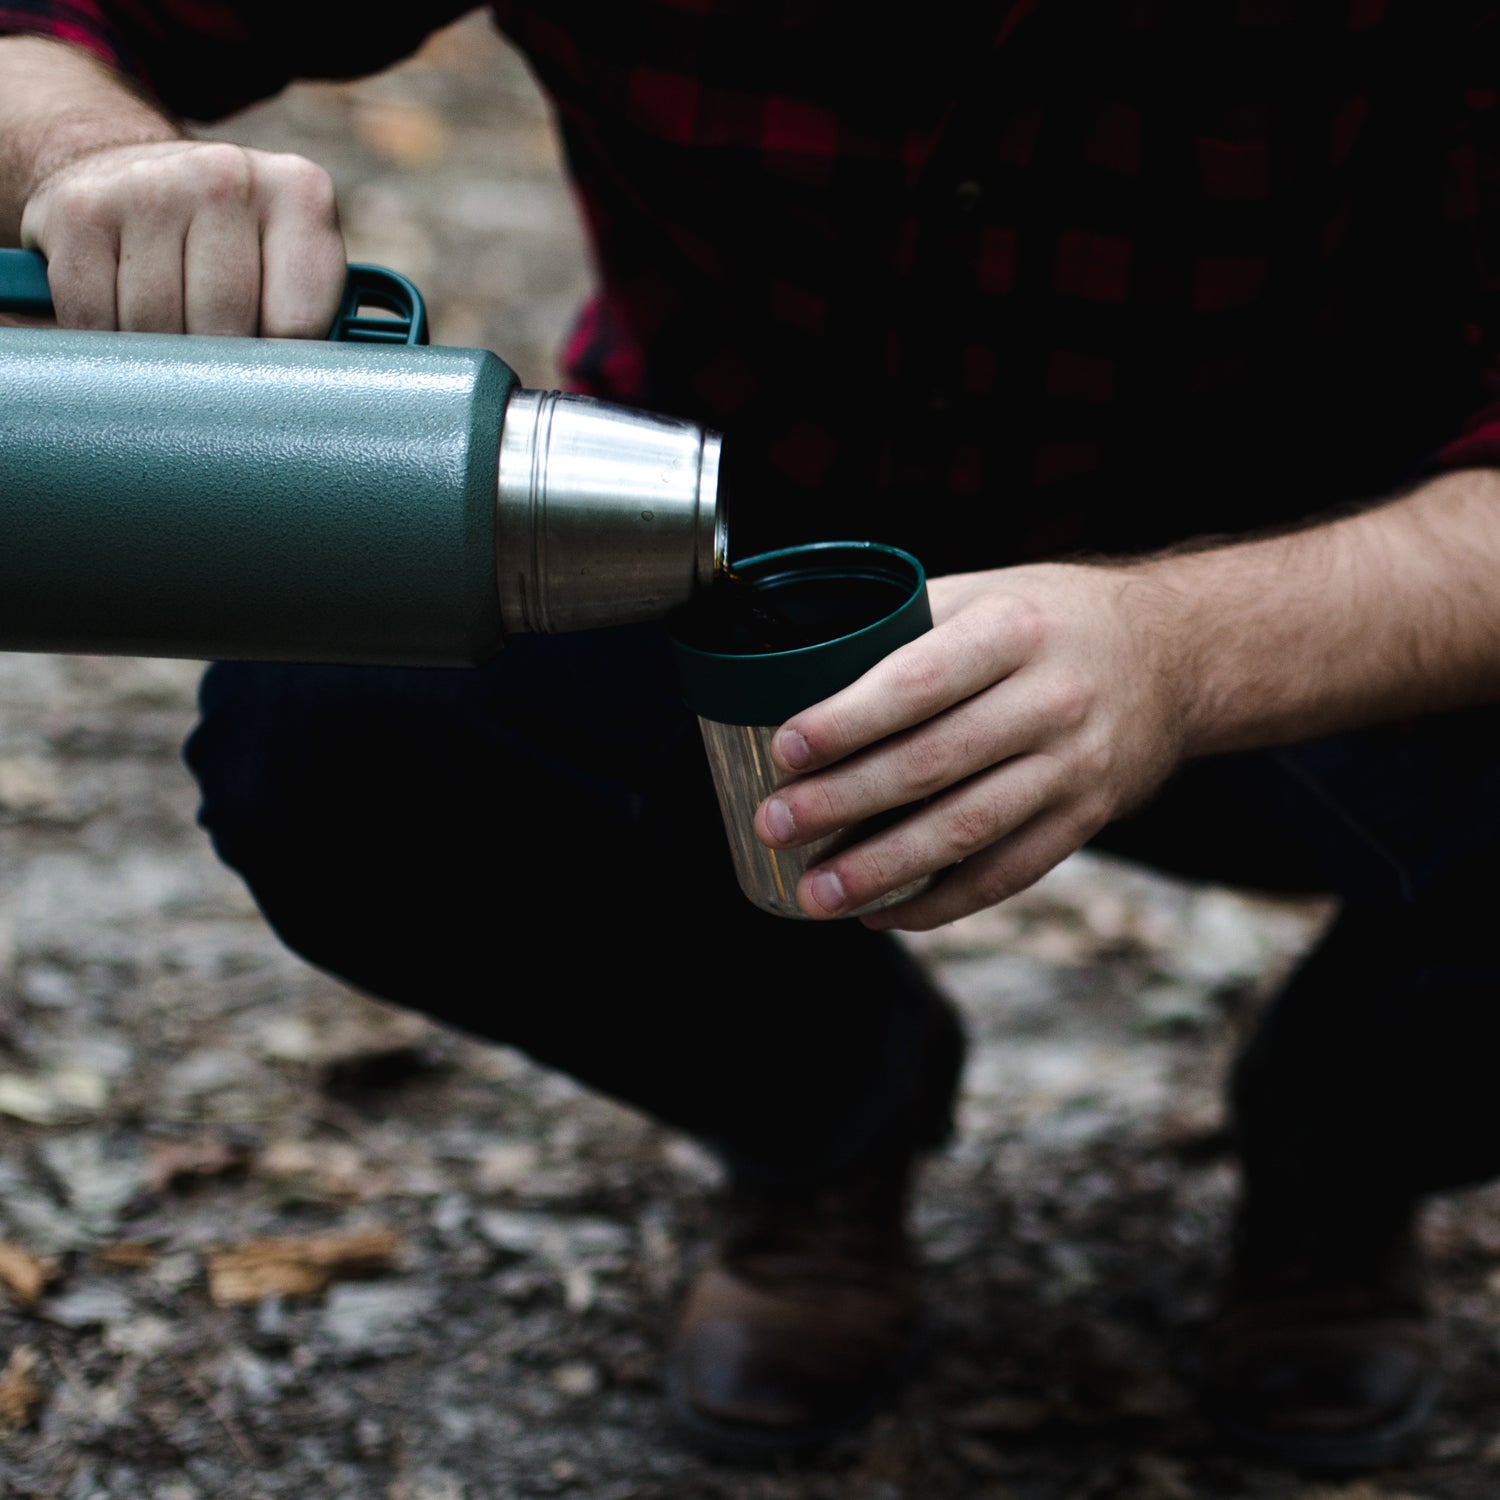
[0,251,727,666]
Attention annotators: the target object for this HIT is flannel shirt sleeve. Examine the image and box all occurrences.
[1424,9,1500,475]
[0,1,480,121]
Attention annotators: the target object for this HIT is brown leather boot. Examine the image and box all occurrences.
[1202,1196,1443,1473]
[665,992,965,1463]
[666,1161,919,1461]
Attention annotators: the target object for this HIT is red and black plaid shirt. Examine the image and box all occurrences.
[7,1,1500,571]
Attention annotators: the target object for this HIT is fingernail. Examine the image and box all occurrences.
[808,869,846,914]
[776,729,811,770]
[763,797,796,843]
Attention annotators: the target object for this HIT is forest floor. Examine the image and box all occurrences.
[4,13,1500,1500]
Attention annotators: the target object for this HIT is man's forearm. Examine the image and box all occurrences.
[1135,467,1500,758]
[770,465,1500,929]
[0,35,180,243]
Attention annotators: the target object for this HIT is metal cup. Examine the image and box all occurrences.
[669,540,936,919]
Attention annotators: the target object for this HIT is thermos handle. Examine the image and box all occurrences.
[0,247,428,345]
[0,247,52,316]
[329,263,429,345]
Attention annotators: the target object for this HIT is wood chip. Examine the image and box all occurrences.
[0,1241,59,1308]
[147,1136,252,1194]
[93,1241,157,1268]
[0,1345,45,1432]
[205,1227,401,1306]
[1296,1486,1430,1500]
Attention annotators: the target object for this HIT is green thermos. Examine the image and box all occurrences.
[0,250,725,666]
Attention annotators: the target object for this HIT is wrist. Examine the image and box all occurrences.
[1105,559,1200,765]
[0,36,180,242]
[1119,546,1262,763]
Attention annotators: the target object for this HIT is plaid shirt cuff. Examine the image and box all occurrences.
[0,0,131,74]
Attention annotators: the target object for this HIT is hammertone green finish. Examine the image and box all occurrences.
[0,328,516,665]
[668,541,930,726]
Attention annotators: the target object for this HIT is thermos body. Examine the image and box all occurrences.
[0,329,514,665]
[0,255,725,667]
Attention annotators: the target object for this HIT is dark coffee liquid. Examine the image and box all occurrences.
[680,566,910,655]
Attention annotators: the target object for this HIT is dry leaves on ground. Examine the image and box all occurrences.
[146,1135,254,1195]
[93,1241,156,1268]
[205,1226,401,1305]
[0,1242,59,1309]
[0,1345,45,1433]
[1296,1484,1430,1500]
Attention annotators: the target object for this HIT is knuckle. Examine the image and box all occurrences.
[883,647,946,713]
[1070,790,1112,838]
[1074,729,1119,789]
[940,798,997,860]
[840,828,918,909]
[990,592,1046,655]
[188,142,255,205]
[43,175,116,232]
[269,153,339,219]
[844,857,894,908]
[960,846,1029,909]
[1045,668,1094,727]
[971,867,1020,909]
[106,158,182,220]
[790,777,847,834]
[894,732,952,797]
[984,836,1057,905]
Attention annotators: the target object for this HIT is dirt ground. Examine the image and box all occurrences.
[5,13,1500,1500]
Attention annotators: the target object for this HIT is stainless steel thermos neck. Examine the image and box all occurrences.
[0,256,725,666]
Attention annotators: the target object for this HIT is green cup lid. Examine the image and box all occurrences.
[668,540,930,726]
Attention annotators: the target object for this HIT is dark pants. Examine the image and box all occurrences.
[183,625,1500,1205]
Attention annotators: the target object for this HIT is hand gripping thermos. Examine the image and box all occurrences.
[0,250,725,665]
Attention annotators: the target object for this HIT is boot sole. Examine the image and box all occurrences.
[663,1322,928,1468]
[663,1364,898,1467]
[1207,1371,1443,1474]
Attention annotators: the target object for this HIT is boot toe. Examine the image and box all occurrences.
[666,1250,917,1460]
[1206,1318,1442,1471]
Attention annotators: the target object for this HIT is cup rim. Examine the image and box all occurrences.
[669,540,926,664]
[667,539,931,726]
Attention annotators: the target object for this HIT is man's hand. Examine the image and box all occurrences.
[751,562,1191,930]
[0,35,345,336]
[752,468,1500,930]
[22,139,346,336]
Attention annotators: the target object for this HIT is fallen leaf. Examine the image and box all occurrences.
[474,1141,541,1193]
[0,1242,59,1308]
[549,1361,600,1397]
[205,1227,400,1306]
[259,1139,387,1202]
[1296,1486,1429,1500]
[0,1068,107,1123]
[147,1136,252,1194]
[93,1241,157,1268]
[0,1344,45,1432]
